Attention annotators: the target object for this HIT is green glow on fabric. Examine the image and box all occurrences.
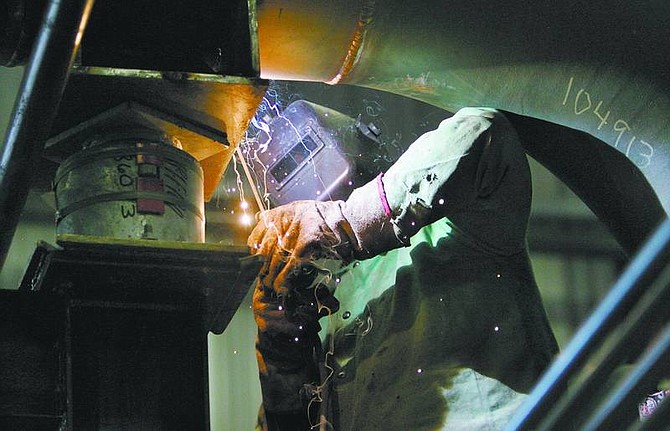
[320,219,454,339]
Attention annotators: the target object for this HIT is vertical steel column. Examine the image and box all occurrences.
[0,0,95,269]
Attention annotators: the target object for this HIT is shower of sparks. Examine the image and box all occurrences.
[241,92,286,209]
[229,152,256,224]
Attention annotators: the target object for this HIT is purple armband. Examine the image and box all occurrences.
[376,173,392,218]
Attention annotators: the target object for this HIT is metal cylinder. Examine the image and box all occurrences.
[54,131,205,242]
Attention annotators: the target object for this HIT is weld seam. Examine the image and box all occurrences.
[326,0,376,85]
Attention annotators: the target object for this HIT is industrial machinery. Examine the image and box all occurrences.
[1,0,669,430]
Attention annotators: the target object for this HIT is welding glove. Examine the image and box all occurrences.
[248,200,362,295]
[253,267,339,427]
[249,201,350,422]
[252,279,339,418]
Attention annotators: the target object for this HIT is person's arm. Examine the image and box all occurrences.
[344,107,510,257]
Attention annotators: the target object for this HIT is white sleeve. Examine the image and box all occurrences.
[382,107,498,231]
[344,107,512,259]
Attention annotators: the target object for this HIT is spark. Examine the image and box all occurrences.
[240,213,252,226]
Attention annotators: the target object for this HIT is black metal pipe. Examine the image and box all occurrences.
[505,218,670,431]
[0,0,95,269]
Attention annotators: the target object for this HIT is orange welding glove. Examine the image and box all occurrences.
[247,188,405,296]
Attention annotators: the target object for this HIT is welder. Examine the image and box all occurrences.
[248,107,559,430]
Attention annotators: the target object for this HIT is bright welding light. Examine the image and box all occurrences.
[240,213,253,226]
[240,200,249,210]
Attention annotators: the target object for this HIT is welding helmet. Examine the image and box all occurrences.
[245,100,386,207]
